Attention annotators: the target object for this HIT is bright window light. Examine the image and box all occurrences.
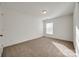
[46,23,53,34]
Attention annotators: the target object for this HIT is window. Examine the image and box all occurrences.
[46,23,53,34]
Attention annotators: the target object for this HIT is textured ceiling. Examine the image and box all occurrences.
[0,2,75,20]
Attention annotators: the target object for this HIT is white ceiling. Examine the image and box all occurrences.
[0,2,75,20]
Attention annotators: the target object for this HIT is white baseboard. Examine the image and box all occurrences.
[2,34,73,48]
[3,34,43,47]
[44,34,73,42]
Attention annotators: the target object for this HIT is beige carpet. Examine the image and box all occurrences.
[2,37,75,57]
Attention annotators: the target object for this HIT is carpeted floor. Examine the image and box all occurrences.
[2,37,75,57]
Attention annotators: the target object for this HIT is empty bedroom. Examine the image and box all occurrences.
[0,2,79,57]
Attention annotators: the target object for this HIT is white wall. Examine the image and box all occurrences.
[0,7,2,35]
[0,3,74,47]
[73,3,79,57]
[0,7,3,45]
[0,6,3,56]
[2,9,43,47]
[43,14,73,41]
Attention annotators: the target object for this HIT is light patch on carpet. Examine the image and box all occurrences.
[52,42,75,57]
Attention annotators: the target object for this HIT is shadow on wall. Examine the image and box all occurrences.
[43,15,73,41]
